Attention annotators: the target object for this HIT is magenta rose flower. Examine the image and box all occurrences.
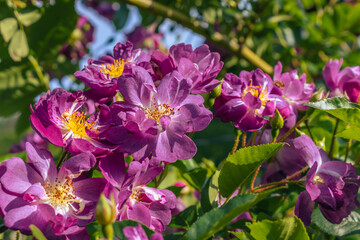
[262,135,317,184]
[30,88,112,155]
[151,43,223,94]
[294,138,360,225]
[271,62,315,128]
[123,224,163,240]
[0,143,106,238]
[74,41,151,103]
[323,58,360,103]
[99,152,176,232]
[214,69,290,131]
[105,66,212,162]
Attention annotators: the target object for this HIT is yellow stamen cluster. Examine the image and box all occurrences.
[61,110,95,139]
[100,59,129,79]
[144,98,177,124]
[130,186,146,203]
[313,175,325,184]
[42,177,82,215]
[243,86,268,106]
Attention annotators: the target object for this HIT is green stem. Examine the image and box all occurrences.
[329,118,339,160]
[250,165,309,193]
[250,165,261,191]
[57,150,70,168]
[305,120,314,140]
[241,132,247,148]
[119,0,273,74]
[28,55,48,88]
[231,129,241,154]
[276,114,308,143]
[344,139,351,163]
[102,224,114,240]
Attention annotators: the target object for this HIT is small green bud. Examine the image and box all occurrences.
[95,193,116,225]
[295,128,306,137]
[271,128,280,141]
[270,109,284,130]
[309,88,325,102]
[207,97,215,108]
[210,83,222,98]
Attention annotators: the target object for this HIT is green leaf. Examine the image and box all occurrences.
[172,159,206,190]
[247,216,309,240]
[219,143,285,198]
[167,185,184,197]
[182,168,207,190]
[8,29,29,62]
[183,191,275,240]
[312,208,360,236]
[305,97,360,127]
[28,0,77,61]
[230,231,252,240]
[169,205,198,229]
[113,3,130,30]
[30,224,47,240]
[0,17,17,42]
[200,169,220,213]
[87,221,105,240]
[336,125,360,141]
[19,10,42,27]
[0,64,46,116]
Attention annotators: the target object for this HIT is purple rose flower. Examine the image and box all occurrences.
[9,132,47,153]
[0,143,106,238]
[323,58,360,103]
[74,41,151,103]
[151,43,223,94]
[30,88,112,155]
[271,62,315,128]
[294,139,360,225]
[105,66,212,162]
[214,69,290,131]
[126,25,164,54]
[124,224,163,240]
[262,135,317,184]
[99,152,176,232]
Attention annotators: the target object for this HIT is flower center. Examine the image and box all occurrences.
[313,175,325,184]
[274,80,285,89]
[100,59,129,79]
[144,98,178,124]
[243,86,268,106]
[42,177,83,216]
[61,110,95,139]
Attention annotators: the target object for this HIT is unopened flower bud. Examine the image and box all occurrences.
[270,109,284,130]
[210,83,222,98]
[95,193,116,225]
[309,88,325,102]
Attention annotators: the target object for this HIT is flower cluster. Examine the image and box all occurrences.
[1,41,222,239]
[214,62,315,131]
[2,38,360,239]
